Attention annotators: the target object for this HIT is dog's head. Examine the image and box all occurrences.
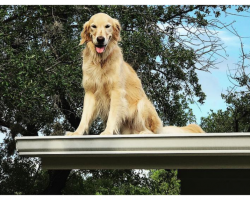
[79,13,121,54]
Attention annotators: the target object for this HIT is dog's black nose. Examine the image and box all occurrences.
[97,36,105,44]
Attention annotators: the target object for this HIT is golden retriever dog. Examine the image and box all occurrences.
[66,13,204,136]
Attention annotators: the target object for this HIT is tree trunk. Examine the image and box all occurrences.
[41,94,79,194]
[41,170,71,195]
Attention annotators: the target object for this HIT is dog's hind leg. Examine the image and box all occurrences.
[135,99,163,135]
[134,100,155,135]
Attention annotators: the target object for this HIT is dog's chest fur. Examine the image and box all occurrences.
[82,54,125,119]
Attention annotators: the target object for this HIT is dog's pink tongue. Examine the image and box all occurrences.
[96,47,105,53]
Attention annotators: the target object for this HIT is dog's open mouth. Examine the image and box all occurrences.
[95,45,106,54]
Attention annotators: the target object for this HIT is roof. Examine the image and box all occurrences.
[15,133,250,169]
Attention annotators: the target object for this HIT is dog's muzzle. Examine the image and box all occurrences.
[95,36,106,54]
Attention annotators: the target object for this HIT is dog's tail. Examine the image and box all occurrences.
[160,124,205,134]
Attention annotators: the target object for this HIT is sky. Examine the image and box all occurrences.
[189,7,250,123]
[1,5,250,143]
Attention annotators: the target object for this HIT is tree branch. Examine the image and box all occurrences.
[0,118,38,137]
[159,5,202,23]
[57,93,80,130]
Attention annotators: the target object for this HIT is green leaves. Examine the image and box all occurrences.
[201,38,250,133]
[201,93,250,133]
[0,148,48,194]
[1,5,249,195]
[62,169,180,195]
[149,169,180,195]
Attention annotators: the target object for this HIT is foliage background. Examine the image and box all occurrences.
[0,5,249,194]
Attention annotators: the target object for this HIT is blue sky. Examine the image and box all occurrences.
[189,7,250,123]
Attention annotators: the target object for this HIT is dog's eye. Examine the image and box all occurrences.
[105,25,111,28]
[91,25,97,28]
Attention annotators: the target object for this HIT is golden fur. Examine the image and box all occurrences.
[161,124,205,134]
[66,13,204,136]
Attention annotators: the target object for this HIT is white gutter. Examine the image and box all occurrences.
[15,133,250,169]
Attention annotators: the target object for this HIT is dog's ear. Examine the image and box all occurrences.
[79,21,91,45]
[112,19,121,42]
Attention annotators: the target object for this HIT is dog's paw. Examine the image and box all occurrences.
[65,131,82,136]
[100,131,113,135]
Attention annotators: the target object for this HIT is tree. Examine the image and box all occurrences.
[61,169,180,195]
[149,169,180,195]
[224,35,250,132]
[0,143,48,194]
[1,5,249,194]
[63,169,151,195]
[201,36,250,133]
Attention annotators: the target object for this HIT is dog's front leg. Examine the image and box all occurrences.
[100,89,125,135]
[66,92,97,136]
